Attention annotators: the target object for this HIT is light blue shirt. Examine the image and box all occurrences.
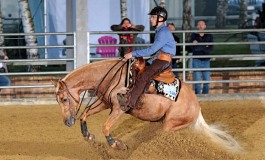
[132,23,176,58]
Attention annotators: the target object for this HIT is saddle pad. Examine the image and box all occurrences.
[150,78,181,101]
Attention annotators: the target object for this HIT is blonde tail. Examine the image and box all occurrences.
[192,110,242,152]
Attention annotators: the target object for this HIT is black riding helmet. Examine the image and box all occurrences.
[148,6,167,27]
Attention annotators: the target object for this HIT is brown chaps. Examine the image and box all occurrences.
[128,59,170,108]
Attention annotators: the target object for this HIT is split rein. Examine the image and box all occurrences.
[74,59,128,120]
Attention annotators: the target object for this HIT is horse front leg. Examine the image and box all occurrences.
[80,120,95,141]
[80,100,109,142]
[103,108,127,150]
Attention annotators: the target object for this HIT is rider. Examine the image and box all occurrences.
[117,6,176,111]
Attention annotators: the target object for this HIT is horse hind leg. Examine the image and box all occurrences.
[162,101,198,131]
[162,116,194,131]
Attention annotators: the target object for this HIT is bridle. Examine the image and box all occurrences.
[59,80,79,104]
[56,59,128,120]
[77,59,128,118]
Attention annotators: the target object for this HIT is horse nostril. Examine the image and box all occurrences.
[64,120,71,127]
[64,117,75,127]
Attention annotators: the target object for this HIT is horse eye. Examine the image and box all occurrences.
[62,98,68,103]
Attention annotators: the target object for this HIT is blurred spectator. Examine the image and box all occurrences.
[255,17,262,29]
[111,18,145,57]
[0,49,11,87]
[167,23,181,76]
[190,20,213,94]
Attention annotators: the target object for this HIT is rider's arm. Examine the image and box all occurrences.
[132,29,170,57]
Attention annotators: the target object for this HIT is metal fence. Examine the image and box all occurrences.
[1,29,265,93]
[0,32,75,89]
[89,29,265,84]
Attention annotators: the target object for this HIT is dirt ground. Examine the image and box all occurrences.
[0,100,265,160]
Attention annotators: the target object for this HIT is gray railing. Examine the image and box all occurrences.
[1,29,265,92]
[89,29,265,85]
[0,32,75,89]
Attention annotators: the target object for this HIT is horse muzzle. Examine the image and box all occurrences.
[64,115,75,127]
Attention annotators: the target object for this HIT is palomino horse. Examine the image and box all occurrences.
[53,59,241,152]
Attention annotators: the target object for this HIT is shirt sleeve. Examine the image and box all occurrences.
[133,25,145,31]
[110,25,123,31]
[204,34,213,52]
[190,34,202,51]
[189,33,195,43]
[132,29,167,57]
[190,34,213,52]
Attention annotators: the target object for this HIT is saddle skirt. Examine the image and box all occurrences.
[148,78,181,101]
[126,58,181,101]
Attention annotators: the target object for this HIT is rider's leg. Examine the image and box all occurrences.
[119,59,170,109]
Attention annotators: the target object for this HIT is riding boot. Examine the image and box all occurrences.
[118,59,169,111]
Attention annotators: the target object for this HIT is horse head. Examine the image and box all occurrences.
[53,80,80,127]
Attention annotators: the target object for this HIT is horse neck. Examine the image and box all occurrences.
[63,71,102,95]
[63,60,127,95]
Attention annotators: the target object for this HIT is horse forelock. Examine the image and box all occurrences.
[55,80,64,95]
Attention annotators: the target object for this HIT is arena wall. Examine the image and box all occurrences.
[1,71,264,99]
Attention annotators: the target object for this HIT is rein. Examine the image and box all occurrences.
[76,59,128,119]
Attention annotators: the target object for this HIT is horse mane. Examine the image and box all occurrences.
[61,59,125,91]
[63,59,120,81]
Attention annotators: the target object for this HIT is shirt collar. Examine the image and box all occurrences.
[155,23,166,33]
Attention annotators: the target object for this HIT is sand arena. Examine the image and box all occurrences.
[0,96,265,160]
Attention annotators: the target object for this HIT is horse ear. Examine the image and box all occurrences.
[58,80,65,89]
[51,80,58,87]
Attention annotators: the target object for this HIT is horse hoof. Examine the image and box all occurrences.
[111,139,128,150]
[84,134,96,142]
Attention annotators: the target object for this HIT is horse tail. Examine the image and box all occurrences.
[192,110,242,152]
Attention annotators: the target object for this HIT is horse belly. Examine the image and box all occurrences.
[130,94,171,121]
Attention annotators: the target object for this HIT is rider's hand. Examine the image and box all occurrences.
[124,52,132,60]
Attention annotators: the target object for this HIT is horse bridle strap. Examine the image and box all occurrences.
[78,59,127,119]
[60,80,79,104]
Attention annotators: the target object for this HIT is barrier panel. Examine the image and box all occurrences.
[1,29,265,100]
